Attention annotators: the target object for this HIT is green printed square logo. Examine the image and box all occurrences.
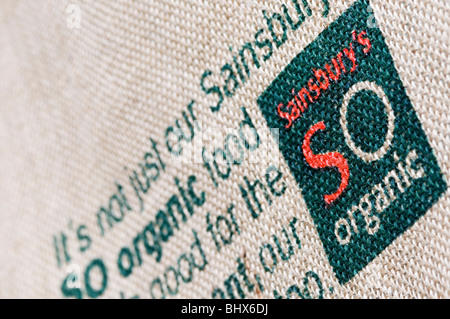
[257,0,447,284]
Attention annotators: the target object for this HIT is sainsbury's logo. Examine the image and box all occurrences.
[257,0,446,284]
[277,30,371,129]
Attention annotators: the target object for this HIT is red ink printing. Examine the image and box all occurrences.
[277,30,372,129]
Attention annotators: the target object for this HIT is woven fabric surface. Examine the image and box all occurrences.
[0,0,448,298]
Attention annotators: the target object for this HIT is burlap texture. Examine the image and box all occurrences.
[0,0,448,298]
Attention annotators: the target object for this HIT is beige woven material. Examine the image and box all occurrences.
[0,0,448,298]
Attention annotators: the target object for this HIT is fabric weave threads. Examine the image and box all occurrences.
[0,0,448,298]
[257,0,446,284]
